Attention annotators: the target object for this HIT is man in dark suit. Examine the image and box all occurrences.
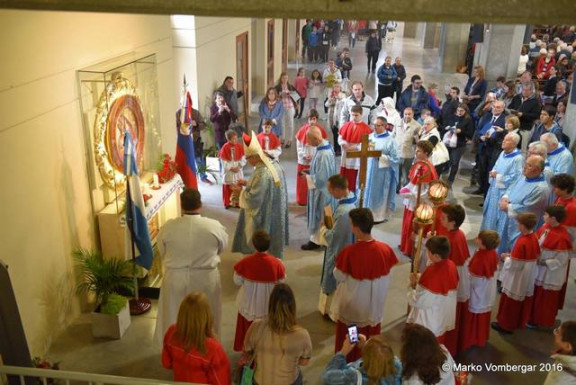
[508,82,542,153]
[474,100,507,196]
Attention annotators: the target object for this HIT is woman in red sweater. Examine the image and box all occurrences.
[162,292,231,385]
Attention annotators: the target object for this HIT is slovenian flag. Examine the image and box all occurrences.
[175,91,198,189]
[124,131,153,270]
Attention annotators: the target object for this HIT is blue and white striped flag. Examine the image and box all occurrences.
[124,131,153,270]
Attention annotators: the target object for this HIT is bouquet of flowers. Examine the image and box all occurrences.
[157,154,178,183]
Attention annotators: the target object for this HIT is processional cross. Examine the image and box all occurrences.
[346,134,381,208]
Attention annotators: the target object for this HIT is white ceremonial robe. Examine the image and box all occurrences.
[153,214,228,345]
[222,155,246,184]
[500,256,538,302]
[363,132,399,222]
[407,287,458,337]
[481,149,523,231]
[307,141,337,241]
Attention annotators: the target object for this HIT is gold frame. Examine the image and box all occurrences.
[93,73,145,189]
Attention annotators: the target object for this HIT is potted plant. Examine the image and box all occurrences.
[73,249,134,339]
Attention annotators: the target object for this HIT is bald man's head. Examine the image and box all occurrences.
[524,154,545,178]
[306,126,324,146]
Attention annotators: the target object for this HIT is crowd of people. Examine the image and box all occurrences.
[156,22,576,385]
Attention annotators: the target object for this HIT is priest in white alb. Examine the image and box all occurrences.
[363,116,399,223]
[153,188,228,345]
[301,126,337,250]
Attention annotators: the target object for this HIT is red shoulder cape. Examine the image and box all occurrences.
[468,249,499,278]
[218,142,244,161]
[419,259,459,295]
[295,124,328,145]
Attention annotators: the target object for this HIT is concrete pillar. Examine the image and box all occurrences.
[423,22,441,49]
[403,22,417,38]
[564,86,576,146]
[415,22,426,45]
[438,23,470,73]
[474,24,526,84]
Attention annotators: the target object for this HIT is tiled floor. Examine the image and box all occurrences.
[47,23,572,384]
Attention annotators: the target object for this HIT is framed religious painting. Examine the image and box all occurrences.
[77,53,162,213]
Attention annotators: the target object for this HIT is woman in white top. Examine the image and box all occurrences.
[400,323,456,385]
[418,117,450,175]
[518,46,529,76]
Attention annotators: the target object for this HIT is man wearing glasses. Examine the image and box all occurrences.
[397,75,430,120]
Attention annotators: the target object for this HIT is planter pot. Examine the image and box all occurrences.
[91,303,131,339]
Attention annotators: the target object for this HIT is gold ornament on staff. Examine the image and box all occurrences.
[412,180,449,275]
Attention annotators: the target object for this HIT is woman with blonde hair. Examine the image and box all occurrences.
[323,334,402,384]
[162,292,230,385]
[244,283,312,385]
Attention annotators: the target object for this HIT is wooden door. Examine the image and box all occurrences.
[236,32,249,129]
[267,20,275,88]
[282,19,288,73]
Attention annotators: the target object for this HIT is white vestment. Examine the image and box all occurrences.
[153,214,228,345]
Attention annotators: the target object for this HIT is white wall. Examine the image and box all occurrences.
[0,9,175,355]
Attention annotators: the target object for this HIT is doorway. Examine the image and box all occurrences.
[267,20,275,87]
[282,19,288,73]
[236,32,249,129]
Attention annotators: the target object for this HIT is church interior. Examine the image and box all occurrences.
[1,3,576,385]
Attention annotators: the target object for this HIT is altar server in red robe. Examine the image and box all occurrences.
[338,105,373,190]
[529,205,573,328]
[295,109,328,205]
[332,208,399,362]
[232,230,286,351]
[408,236,459,345]
[492,213,540,334]
[399,140,438,257]
[218,130,246,208]
[460,230,500,351]
[256,119,283,161]
[551,174,576,310]
[438,204,471,356]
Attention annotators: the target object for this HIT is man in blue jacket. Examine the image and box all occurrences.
[397,75,430,119]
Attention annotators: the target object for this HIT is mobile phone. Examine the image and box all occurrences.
[347,324,358,343]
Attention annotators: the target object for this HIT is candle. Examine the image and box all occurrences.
[153,174,160,188]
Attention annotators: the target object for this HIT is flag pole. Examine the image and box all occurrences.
[125,150,152,316]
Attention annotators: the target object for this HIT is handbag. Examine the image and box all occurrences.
[235,321,266,385]
[442,130,458,148]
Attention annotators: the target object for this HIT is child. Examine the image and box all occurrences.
[232,230,286,351]
[407,236,459,344]
[417,108,431,125]
[492,213,540,334]
[543,320,576,385]
[256,119,282,160]
[325,83,347,156]
[529,205,573,328]
[438,204,471,357]
[218,130,246,209]
[295,109,328,205]
[341,48,353,83]
[309,69,323,112]
[460,230,500,352]
[293,68,309,119]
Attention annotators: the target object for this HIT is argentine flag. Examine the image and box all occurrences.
[124,131,153,270]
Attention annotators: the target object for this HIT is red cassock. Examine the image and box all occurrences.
[256,132,282,152]
[233,252,286,351]
[338,121,372,190]
[218,142,244,207]
[295,124,328,205]
[555,196,576,309]
[530,224,573,328]
[334,240,398,362]
[443,229,471,357]
[399,159,438,257]
[496,233,540,332]
[460,249,499,352]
